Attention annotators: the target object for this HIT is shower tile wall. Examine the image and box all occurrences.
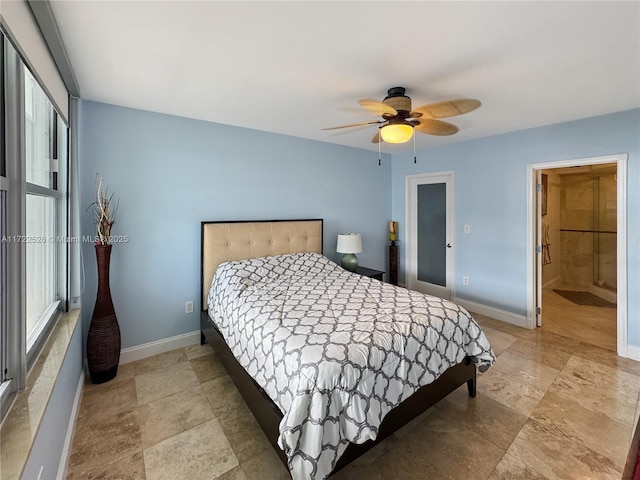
[596,174,617,289]
[559,171,617,290]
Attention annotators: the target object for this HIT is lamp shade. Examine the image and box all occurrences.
[336,233,362,254]
[380,124,414,144]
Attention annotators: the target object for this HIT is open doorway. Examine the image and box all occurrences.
[526,154,629,357]
[539,163,617,350]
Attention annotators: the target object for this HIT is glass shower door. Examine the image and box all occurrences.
[593,174,617,291]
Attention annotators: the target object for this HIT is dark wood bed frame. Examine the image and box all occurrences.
[200,219,477,477]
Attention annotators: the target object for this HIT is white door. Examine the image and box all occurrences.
[406,172,454,299]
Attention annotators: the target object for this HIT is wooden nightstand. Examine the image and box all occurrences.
[354,266,384,281]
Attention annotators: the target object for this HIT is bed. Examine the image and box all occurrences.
[200,219,494,479]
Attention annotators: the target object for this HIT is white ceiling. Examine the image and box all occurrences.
[50,1,640,152]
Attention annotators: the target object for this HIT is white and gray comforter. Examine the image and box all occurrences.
[207,252,495,480]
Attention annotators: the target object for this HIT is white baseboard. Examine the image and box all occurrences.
[622,343,640,362]
[57,368,84,480]
[120,331,201,364]
[453,297,528,329]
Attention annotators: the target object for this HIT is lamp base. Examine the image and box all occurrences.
[341,253,358,272]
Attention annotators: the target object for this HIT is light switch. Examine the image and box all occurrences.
[464,225,471,234]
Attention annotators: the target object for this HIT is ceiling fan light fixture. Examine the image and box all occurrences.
[380,123,414,144]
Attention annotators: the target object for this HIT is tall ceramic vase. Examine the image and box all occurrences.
[87,244,121,384]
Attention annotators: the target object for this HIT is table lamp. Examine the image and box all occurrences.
[336,233,362,272]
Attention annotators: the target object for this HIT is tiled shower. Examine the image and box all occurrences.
[558,166,617,302]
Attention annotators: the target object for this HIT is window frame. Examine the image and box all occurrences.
[23,64,68,367]
[0,31,7,414]
[0,29,70,421]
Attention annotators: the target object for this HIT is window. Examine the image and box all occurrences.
[0,31,69,420]
[24,68,67,353]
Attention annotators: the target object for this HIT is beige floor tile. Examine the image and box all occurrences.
[143,418,238,480]
[67,450,146,480]
[132,348,189,376]
[83,363,136,394]
[240,447,291,480]
[216,465,248,480]
[506,419,622,480]
[544,318,617,351]
[139,384,215,449]
[487,350,560,391]
[549,355,640,426]
[331,439,450,480]
[69,303,638,480]
[531,390,631,468]
[338,434,401,468]
[388,407,436,439]
[481,326,518,357]
[516,328,581,355]
[505,337,572,370]
[202,374,272,463]
[67,409,142,474]
[78,377,138,424]
[202,374,244,417]
[472,313,531,338]
[541,289,617,352]
[190,353,228,383]
[216,401,272,463]
[478,368,547,416]
[397,407,505,480]
[487,453,550,480]
[135,360,199,405]
[573,341,640,377]
[478,349,560,417]
[185,342,214,360]
[437,385,528,450]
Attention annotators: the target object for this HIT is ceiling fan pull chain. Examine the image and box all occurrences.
[378,133,382,166]
[413,131,417,163]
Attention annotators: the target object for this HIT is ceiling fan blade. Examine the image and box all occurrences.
[371,130,382,143]
[411,98,481,119]
[359,99,398,116]
[415,118,459,136]
[323,120,384,131]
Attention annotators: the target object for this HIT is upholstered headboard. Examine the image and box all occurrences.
[200,219,323,309]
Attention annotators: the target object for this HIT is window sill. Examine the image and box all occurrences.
[0,309,80,479]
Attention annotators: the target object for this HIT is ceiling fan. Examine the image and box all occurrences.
[324,87,481,144]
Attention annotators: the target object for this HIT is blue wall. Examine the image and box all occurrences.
[78,102,639,351]
[390,109,640,347]
[78,101,392,348]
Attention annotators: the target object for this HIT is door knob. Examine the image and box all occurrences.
[446,244,452,248]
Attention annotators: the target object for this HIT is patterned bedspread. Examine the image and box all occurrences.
[207,253,495,480]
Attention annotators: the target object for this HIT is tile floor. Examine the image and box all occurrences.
[67,299,640,480]
[541,286,617,352]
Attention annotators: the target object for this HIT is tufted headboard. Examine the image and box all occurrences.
[200,219,323,310]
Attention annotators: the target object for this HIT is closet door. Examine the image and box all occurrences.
[406,172,454,299]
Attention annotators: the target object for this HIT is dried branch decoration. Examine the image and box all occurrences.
[90,174,118,245]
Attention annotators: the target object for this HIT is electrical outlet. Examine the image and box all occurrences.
[463,276,469,286]
[185,301,194,314]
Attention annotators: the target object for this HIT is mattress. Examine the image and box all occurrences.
[207,252,495,479]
